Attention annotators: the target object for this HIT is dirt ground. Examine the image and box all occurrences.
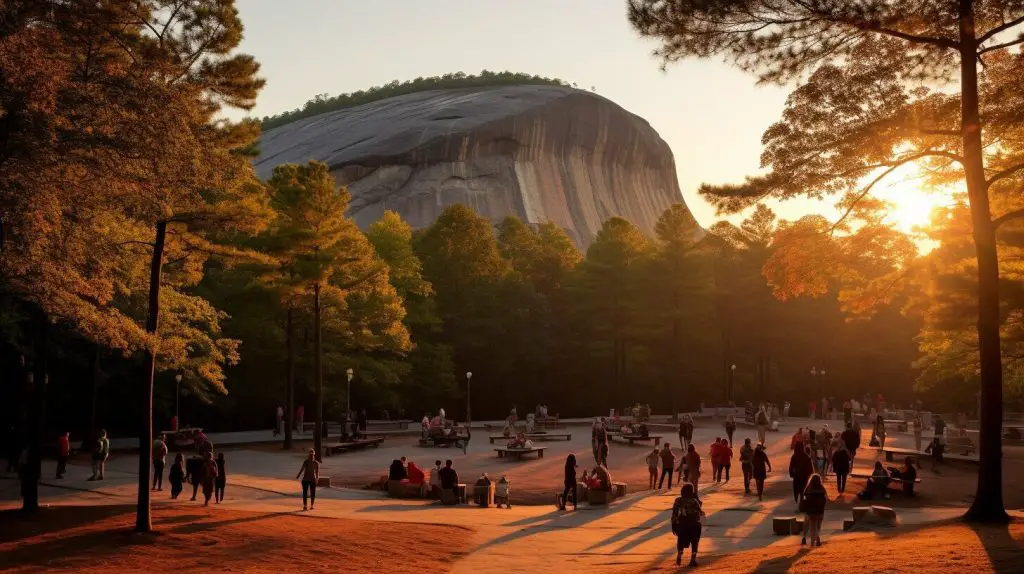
[0,504,470,573]
[641,518,1024,572]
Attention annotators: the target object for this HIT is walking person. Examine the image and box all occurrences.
[752,444,771,500]
[715,438,733,482]
[88,429,110,481]
[56,432,70,479]
[200,451,217,506]
[169,453,185,499]
[275,404,284,436]
[215,452,227,503]
[296,448,320,510]
[646,448,660,490]
[831,441,852,495]
[152,433,168,491]
[789,444,814,506]
[755,405,769,445]
[684,443,702,492]
[187,455,203,501]
[598,437,609,468]
[724,415,736,447]
[912,415,923,452]
[658,443,675,490]
[800,474,827,546]
[671,483,705,567]
[841,422,860,460]
[739,438,754,495]
[558,453,578,511]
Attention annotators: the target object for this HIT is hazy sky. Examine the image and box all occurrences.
[232,0,822,228]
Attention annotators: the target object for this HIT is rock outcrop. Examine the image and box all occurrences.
[255,85,697,247]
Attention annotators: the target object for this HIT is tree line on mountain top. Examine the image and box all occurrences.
[4,0,1022,529]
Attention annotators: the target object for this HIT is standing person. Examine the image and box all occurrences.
[755,405,769,445]
[169,453,185,499]
[187,455,203,501]
[809,401,817,420]
[724,415,736,447]
[56,432,70,479]
[275,404,284,436]
[842,422,861,459]
[843,400,853,426]
[800,474,827,546]
[831,441,852,495]
[598,437,609,468]
[658,443,676,490]
[678,416,693,450]
[752,444,771,500]
[559,453,578,511]
[296,404,304,434]
[152,433,168,491]
[646,448,660,490]
[200,451,217,506]
[215,452,227,503]
[789,445,814,506]
[296,449,320,511]
[671,483,705,567]
[708,439,722,482]
[913,416,923,451]
[88,430,109,481]
[716,438,733,482]
[591,419,602,462]
[924,432,945,473]
[685,444,702,491]
[739,438,754,494]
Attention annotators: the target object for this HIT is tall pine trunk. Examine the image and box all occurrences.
[137,220,166,533]
[23,307,47,512]
[283,307,294,450]
[313,282,323,462]
[959,0,1008,523]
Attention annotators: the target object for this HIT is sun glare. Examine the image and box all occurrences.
[871,164,952,237]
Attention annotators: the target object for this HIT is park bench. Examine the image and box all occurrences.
[587,482,627,505]
[850,471,921,485]
[610,434,662,446]
[533,417,565,430]
[843,505,898,531]
[494,446,546,459]
[946,435,976,456]
[883,419,908,432]
[439,483,468,505]
[367,419,411,431]
[323,436,384,456]
[387,479,426,498]
[418,434,468,448]
[487,432,571,444]
[880,446,921,462]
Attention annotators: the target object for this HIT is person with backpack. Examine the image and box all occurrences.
[752,444,771,500]
[658,443,675,490]
[800,474,827,546]
[88,430,110,481]
[739,438,754,495]
[152,433,168,491]
[671,483,705,567]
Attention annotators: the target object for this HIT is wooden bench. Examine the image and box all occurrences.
[534,418,565,430]
[611,434,662,446]
[851,472,921,485]
[883,419,908,432]
[488,432,571,444]
[387,479,425,498]
[881,446,921,462]
[367,419,411,431]
[946,436,976,456]
[323,437,384,456]
[418,434,468,448]
[494,446,546,459]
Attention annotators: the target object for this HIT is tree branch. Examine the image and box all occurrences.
[977,15,1024,45]
[852,21,958,49]
[978,37,1024,56]
[986,161,1024,191]
[993,208,1024,229]
[829,163,905,234]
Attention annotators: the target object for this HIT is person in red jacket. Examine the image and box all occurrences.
[684,444,702,491]
[56,432,70,479]
[714,438,733,482]
[708,439,722,482]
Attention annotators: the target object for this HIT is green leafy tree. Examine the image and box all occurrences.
[629,0,1024,521]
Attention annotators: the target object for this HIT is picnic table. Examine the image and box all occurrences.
[488,432,571,444]
[494,446,546,459]
[323,436,384,456]
[367,419,412,431]
[881,446,920,462]
[611,434,662,446]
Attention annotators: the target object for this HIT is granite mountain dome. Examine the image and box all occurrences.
[255,84,698,247]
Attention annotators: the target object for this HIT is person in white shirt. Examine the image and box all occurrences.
[430,459,443,497]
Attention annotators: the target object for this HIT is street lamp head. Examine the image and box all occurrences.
[730,364,736,371]
[466,371,472,380]
[810,367,817,375]
[820,369,826,376]
[346,367,354,380]
[175,373,183,383]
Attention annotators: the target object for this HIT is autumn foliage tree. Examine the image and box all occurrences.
[630,0,1024,522]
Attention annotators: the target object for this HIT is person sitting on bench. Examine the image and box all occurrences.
[389,457,407,481]
[888,457,917,497]
[858,461,891,500]
[593,464,613,492]
[438,459,459,490]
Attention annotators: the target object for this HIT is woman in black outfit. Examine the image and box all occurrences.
[752,444,772,501]
[831,441,852,494]
[789,445,814,505]
[559,453,578,510]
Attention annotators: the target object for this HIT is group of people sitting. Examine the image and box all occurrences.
[383,456,461,498]
[557,453,613,511]
[506,432,535,450]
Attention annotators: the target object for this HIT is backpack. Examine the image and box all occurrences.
[671,497,702,534]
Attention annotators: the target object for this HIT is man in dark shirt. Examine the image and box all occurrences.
[388,457,407,481]
[841,423,861,458]
[438,459,459,489]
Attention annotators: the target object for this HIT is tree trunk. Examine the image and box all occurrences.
[313,282,323,462]
[83,343,100,452]
[136,220,166,533]
[959,1,1008,523]
[283,307,294,450]
[23,307,47,512]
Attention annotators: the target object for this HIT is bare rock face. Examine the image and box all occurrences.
[255,85,697,247]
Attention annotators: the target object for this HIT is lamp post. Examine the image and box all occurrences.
[466,372,473,427]
[175,373,182,423]
[810,367,826,413]
[346,368,354,416]
[728,364,737,404]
